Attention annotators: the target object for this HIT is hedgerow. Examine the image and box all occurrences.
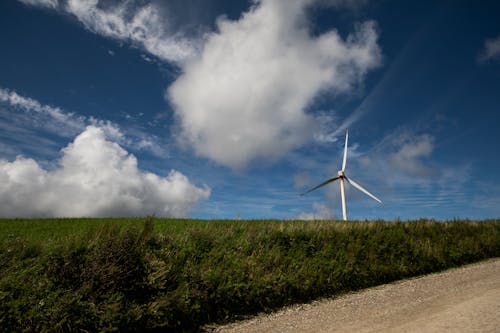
[0,218,499,332]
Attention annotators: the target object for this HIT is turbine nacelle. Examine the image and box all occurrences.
[337,170,345,177]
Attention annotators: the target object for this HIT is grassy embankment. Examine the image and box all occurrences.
[1,218,499,332]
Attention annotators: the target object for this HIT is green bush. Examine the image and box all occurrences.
[0,219,499,332]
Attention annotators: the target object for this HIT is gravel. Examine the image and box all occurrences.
[209,258,500,333]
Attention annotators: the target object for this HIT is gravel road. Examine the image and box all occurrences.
[211,258,500,333]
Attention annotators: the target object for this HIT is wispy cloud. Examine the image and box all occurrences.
[326,20,438,139]
[0,126,210,217]
[293,171,313,190]
[0,87,168,157]
[19,0,57,9]
[18,0,200,64]
[295,203,335,220]
[359,129,439,183]
[478,35,500,63]
[297,126,472,219]
[313,111,341,144]
[356,128,471,210]
[470,181,500,217]
[0,88,85,136]
[387,133,434,177]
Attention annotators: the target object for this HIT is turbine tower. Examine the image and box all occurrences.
[301,129,382,220]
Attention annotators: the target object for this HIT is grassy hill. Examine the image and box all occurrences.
[1,218,499,332]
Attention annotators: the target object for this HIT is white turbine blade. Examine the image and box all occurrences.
[345,176,383,204]
[300,176,340,196]
[342,128,348,171]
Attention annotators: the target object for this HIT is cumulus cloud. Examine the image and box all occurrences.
[296,203,334,220]
[0,126,210,217]
[478,35,500,63]
[18,0,380,169]
[19,0,380,169]
[169,0,381,169]
[18,0,199,63]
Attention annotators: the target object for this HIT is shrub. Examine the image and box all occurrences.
[0,219,499,332]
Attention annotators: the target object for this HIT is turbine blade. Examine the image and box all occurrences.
[342,128,348,171]
[345,176,383,204]
[300,176,340,196]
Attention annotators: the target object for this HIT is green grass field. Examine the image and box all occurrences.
[1,218,499,332]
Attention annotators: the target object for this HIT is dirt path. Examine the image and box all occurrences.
[211,259,500,333]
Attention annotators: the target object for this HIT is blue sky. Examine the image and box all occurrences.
[1,0,499,220]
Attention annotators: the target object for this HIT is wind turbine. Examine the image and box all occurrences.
[301,129,382,221]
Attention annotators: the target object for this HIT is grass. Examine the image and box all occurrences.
[0,218,499,332]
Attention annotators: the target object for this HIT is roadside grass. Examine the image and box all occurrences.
[0,218,499,332]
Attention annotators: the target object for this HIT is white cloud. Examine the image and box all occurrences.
[478,35,500,62]
[293,171,312,189]
[313,112,340,143]
[388,133,434,177]
[19,0,57,9]
[0,126,210,217]
[0,87,86,136]
[359,130,436,182]
[352,128,472,212]
[19,0,199,64]
[0,87,168,157]
[169,0,381,169]
[296,203,334,220]
[18,0,380,169]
